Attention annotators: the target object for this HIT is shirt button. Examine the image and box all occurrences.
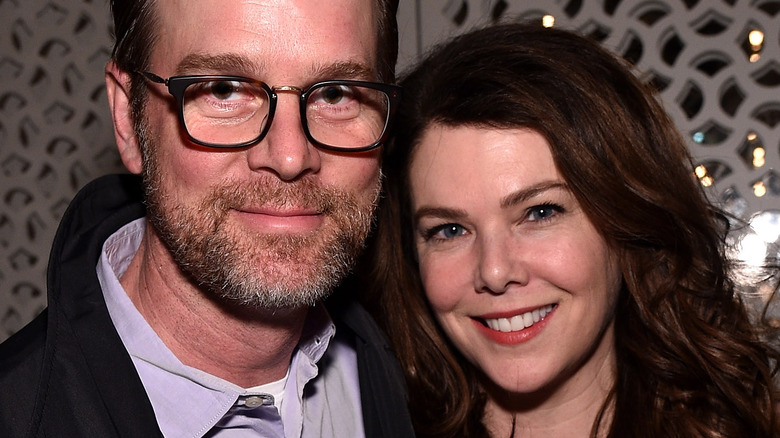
[244,396,264,408]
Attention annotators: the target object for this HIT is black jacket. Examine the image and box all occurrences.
[0,174,414,438]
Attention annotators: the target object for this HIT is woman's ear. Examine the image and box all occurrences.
[105,61,143,174]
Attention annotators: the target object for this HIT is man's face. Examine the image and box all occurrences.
[137,0,381,309]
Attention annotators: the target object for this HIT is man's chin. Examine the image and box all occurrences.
[193,246,350,310]
[202,275,336,311]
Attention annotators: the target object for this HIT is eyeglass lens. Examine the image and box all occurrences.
[180,79,391,149]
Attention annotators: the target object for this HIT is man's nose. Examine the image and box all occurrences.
[246,90,321,181]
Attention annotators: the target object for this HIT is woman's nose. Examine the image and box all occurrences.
[474,234,529,294]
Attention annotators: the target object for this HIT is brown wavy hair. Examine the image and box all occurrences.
[361,21,780,437]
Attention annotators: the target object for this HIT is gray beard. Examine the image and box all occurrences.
[137,122,379,310]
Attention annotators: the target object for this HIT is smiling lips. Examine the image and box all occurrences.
[483,304,555,333]
[234,207,324,233]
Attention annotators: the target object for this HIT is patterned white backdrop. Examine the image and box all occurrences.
[1,0,779,341]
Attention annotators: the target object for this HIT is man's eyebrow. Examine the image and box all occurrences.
[500,181,568,209]
[173,54,375,82]
[174,53,260,76]
[313,62,377,81]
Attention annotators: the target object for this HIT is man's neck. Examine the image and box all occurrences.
[119,225,308,388]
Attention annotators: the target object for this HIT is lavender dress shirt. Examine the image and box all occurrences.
[96,219,364,437]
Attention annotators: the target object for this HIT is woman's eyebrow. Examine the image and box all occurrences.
[413,182,569,223]
[500,181,568,209]
[413,206,468,224]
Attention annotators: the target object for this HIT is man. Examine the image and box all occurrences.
[0,0,413,436]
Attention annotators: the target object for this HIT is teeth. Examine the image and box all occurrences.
[485,304,554,333]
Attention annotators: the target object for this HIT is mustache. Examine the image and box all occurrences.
[205,176,354,217]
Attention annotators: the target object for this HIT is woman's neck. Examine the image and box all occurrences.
[484,393,613,438]
[481,344,616,438]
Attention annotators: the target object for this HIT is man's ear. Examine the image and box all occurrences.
[105,61,143,174]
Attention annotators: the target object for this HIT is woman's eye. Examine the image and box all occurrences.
[425,223,467,241]
[527,203,563,222]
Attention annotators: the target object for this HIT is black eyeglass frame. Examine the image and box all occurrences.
[138,71,402,152]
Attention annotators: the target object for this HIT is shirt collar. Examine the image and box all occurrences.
[97,218,337,437]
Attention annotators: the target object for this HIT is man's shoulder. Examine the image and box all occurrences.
[0,299,160,436]
[0,173,156,436]
[0,309,47,380]
[0,310,48,435]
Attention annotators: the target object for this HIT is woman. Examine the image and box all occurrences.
[363,22,780,437]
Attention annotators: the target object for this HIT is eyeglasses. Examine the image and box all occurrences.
[137,71,402,152]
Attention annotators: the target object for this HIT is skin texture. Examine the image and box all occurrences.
[409,125,622,436]
[104,0,380,387]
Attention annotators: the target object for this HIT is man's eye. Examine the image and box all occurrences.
[312,85,359,106]
[321,85,348,104]
[209,81,241,100]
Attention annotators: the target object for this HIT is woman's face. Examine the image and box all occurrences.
[409,125,622,399]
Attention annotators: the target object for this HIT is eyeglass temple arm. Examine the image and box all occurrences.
[138,71,168,85]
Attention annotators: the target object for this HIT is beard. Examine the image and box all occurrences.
[137,124,379,310]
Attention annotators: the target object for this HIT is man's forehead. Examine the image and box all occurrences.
[156,0,378,38]
[152,0,379,78]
